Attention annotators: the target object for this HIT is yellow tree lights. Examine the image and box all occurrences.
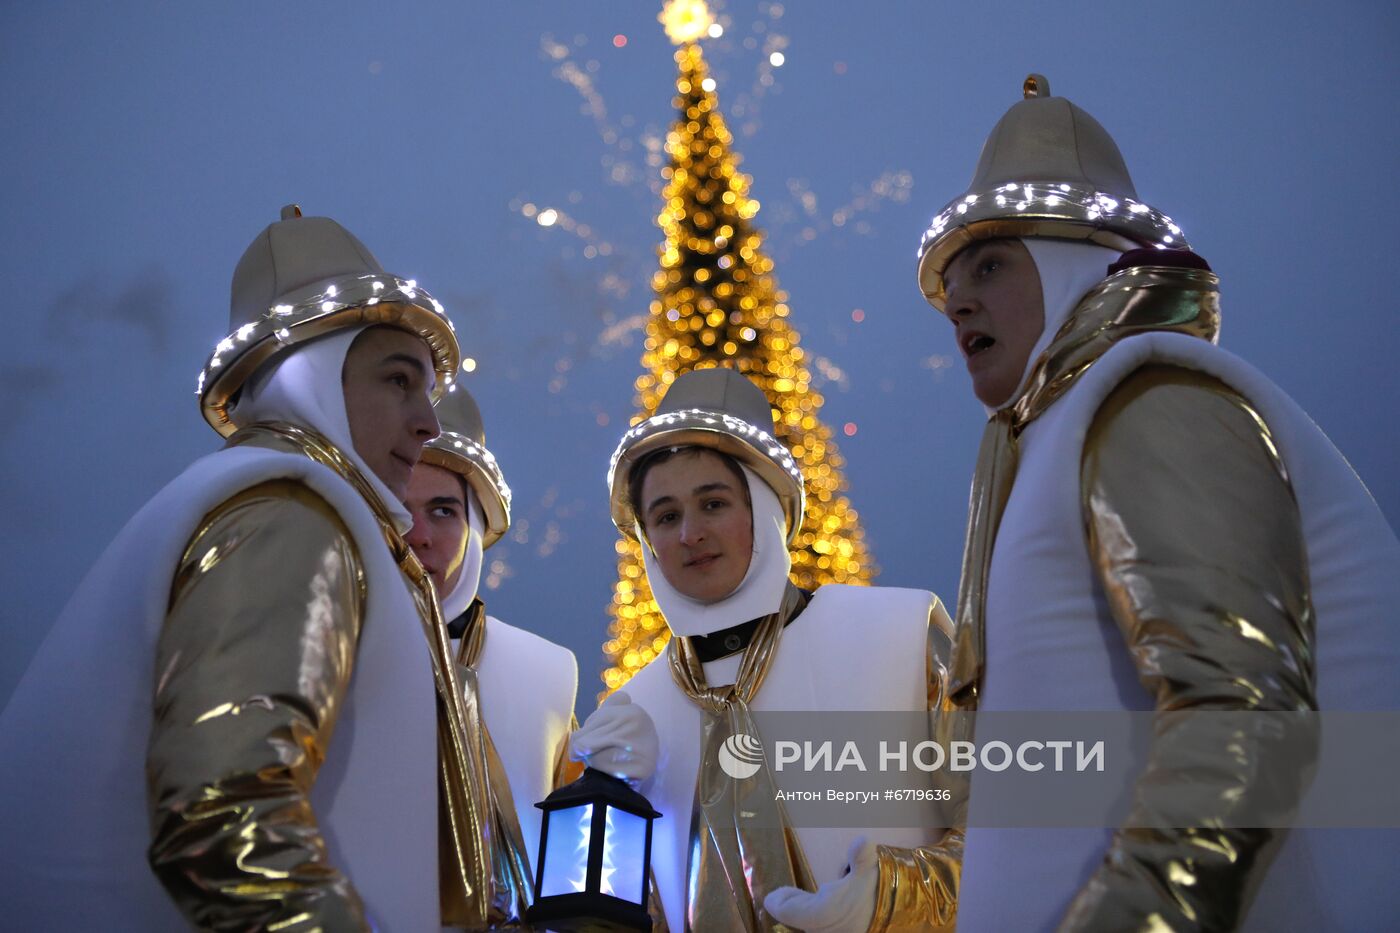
[600,1,875,692]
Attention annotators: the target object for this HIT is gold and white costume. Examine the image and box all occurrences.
[598,367,960,932]
[0,207,485,930]
[918,77,1400,930]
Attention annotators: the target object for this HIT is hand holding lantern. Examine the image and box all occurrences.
[569,692,660,786]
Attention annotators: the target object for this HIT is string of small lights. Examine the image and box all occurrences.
[601,3,875,693]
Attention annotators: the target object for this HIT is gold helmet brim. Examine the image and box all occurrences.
[198,273,460,436]
[419,431,512,550]
[916,181,1188,311]
[607,409,805,546]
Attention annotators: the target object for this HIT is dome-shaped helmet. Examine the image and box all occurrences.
[608,367,805,545]
[199,204,460,435]
[917,75,1189,310]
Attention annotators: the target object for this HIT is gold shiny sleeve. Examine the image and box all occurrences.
[1062,365,1318,932]
[869,840,960,933]
[146,479,370,932]
[868,598,961,933]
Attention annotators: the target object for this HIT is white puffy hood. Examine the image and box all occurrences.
[993,238,1122,413]
[640,464,792,638]
[230,326,413,533]
[440,490,486,623]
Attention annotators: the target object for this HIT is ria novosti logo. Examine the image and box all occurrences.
[716,732,1108,777]
[717,733,764,779]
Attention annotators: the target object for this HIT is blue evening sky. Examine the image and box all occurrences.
[2,1,1396,711]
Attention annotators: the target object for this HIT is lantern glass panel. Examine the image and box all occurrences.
[599,805,649,905]
[539,803,593,897]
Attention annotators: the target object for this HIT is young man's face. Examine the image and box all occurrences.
[639,449,754,604]
[342,325,440,500]
[404,461,470,595]
[941,238,1045,408]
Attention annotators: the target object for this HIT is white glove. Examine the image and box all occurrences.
[569,691,659,785]
[764,836,879,933]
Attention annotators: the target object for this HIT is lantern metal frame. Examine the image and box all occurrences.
[526,767,662,933]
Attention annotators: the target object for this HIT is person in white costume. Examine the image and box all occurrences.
[403,383,579,929]
[571,366,960,933]
[0,205,487,931]
[916,74,1400,930]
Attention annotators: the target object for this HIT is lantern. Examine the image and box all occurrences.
[525,767,661,932]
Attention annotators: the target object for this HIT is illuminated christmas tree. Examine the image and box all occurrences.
[601,0,875,692]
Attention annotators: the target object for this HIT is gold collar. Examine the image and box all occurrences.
[225,421,431,584]
[1010,264,1219,431]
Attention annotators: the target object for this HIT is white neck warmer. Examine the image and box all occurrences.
[640,464,792,638]
[993,238,1123,413]
[230,326,413,533]
[441,491,486,623]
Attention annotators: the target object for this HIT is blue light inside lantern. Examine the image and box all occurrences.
[599,806,649,904]
[528,768,661,931]
[538,801,652,905]
[540,803,594,897]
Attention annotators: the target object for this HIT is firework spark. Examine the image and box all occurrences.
[510,199,622,261]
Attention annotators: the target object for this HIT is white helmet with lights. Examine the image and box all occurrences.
[608,366,805,546]
[917,74,1189,310]
[420,384,512,549]
[198,204,460,435]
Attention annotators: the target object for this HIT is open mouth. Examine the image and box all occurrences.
[962,332,996,358]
